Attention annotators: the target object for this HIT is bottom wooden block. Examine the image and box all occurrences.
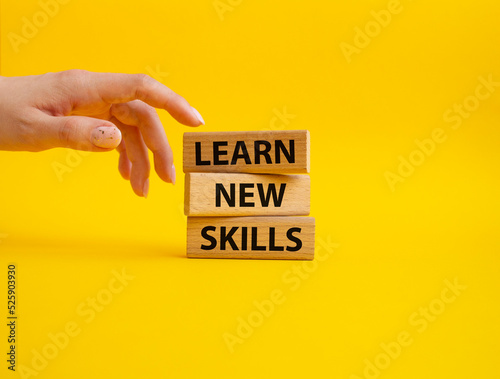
[187,217,315,260]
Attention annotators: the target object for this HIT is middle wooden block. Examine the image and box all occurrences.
[185,173,310,217]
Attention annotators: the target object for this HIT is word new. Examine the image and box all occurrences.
[216,183,286,207]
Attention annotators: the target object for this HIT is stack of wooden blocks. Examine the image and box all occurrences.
[183,130,315,260]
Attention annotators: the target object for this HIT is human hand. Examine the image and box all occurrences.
[0,70,205,197]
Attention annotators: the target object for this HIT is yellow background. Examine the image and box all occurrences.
[1,0,499,378]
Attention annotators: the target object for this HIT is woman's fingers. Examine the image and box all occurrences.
[70,71,205,127]
[111,100,175,184]
[35,70,205,195]
[38,112,122,151]
[112,118,150,198]
[116,139,131,180]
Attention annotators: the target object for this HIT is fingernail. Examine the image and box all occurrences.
[191,107,205,125]
[143,179,149,198]
[91,127,121,148]
[170,164,176,185]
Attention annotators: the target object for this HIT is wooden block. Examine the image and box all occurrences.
[185,173,310,217]
[183,130,310,173]
[187,217,315,260]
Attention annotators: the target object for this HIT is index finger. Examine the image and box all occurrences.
[90,72,205,127]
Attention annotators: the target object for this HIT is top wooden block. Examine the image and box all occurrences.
[183,130,310,174]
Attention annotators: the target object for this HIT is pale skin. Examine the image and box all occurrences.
[0,70,205,197]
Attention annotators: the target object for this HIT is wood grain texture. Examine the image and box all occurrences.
[183,130,310,173]
[185,173,310,216]
[187,217,315,260]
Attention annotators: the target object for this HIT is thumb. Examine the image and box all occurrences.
[44,115,122,151]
